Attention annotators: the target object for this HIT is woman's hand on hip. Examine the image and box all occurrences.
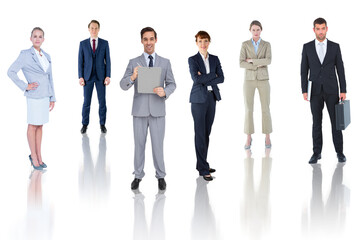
[27,82,38,90]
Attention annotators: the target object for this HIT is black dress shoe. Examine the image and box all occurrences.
[203,175,213,181]
[100,125,107,133]
[337,153,346,163]
[309,154,321,164]
[209,168,216,173]
[131,178,141,190]
[158,178,166,190]
[81,125,88,134]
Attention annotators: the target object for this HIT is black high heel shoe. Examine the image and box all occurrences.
[203,175,213,181]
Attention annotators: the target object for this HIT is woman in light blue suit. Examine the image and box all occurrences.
[8,27,56,170]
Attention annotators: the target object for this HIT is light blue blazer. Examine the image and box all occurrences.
[8,47,56,102]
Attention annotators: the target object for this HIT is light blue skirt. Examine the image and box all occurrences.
[27,97,50,125]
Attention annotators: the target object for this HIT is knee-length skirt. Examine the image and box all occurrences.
[26,97,49,125]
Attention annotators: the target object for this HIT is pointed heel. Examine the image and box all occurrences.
[28,155,43,170]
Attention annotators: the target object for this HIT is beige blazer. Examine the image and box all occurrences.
[240,39,271,80]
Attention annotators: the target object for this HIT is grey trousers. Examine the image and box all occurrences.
[133,116,166,179]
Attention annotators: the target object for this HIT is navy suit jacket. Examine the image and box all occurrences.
[188,52,224,103]
[78,38,111,81]
[301,40,346,95]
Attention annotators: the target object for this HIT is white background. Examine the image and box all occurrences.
[0,0,359,239]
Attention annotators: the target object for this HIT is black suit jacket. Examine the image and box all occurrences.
[78,38,111,81]
[188,52,224,103]
[301,40,346,95]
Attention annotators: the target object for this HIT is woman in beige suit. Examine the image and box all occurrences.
[240,20,272,149]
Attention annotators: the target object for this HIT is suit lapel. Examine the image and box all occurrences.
[196,52,207,73]
[247,40,257,58]
[95,38,101,54]
[30,47,44,71]
[310,40,322,65]
[154,53,160,67]
[138,54,147,67]
[87,38,93,54]
[257,40,265,57]
[209,54,215,72]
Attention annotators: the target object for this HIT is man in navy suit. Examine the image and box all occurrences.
[78,20,111,134]
[301,18,347,164]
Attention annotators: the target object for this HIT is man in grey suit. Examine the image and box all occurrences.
[120,27,176,191]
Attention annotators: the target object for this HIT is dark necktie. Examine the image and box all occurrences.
[148,55,153,67]
[92,39,96,53]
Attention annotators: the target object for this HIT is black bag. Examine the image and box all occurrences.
[335,100,351,130]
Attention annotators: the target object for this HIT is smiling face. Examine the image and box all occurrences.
[141,31,157,55]
[250,24,262,41]
[30,30,44,50]
[88,22,100,38]
[313,23,328,42]
[196,37,210,55]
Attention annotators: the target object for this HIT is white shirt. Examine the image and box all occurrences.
[34,47,49,72]
[315,38,327,63]
[200,52,213,91]
[90,37,98,50]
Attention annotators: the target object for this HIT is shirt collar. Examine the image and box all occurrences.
[315,38,327,46]
[199,52,209,61]
[251,38,261,46]
[143,52,156,61]
[32,46,43,56]
[90,37,98,41]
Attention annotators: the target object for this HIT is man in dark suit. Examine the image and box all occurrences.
[301,18,347,164]
[78,20,111,134]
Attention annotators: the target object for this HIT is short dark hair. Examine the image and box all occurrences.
[31,27,44,37]
[88,20,100,28]
[313,18,327,27]
[249,20,262,30]
[141,27,157,39]
[195,31,211,42]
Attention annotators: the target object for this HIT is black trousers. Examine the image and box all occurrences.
[191,91,216,176]
[310,89,343,154]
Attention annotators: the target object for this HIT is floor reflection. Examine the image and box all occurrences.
[133,190,166,240]
[241,149,272,240]
[302,163,350,237]
[191,177,216,240]
[79,134,110,204]
[26,170,53,240]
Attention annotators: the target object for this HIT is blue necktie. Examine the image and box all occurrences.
[148,55,153,67]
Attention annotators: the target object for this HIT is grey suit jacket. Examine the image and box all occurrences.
[120,53,176,117]
[240,39,271,80]
[8,47,56,101]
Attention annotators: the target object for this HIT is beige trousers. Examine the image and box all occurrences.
[243,80,272,134]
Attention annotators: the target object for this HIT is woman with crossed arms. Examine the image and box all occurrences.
[188,31,224,181]
[240,20,272,149]
[8,27,56,170]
